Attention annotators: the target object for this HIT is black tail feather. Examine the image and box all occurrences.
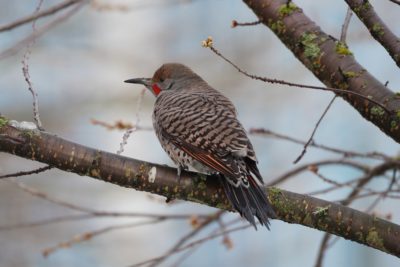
[219,174,276,230]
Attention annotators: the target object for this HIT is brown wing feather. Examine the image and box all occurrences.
[168,135,237,178]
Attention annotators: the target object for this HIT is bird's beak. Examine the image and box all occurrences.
[124,78,152,88]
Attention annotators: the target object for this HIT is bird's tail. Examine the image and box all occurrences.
[219,175,276,229]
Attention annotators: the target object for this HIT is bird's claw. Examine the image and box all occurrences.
[176,165,188,184]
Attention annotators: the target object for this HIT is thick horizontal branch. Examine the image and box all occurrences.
[345,0,400,68]
[242,0,400,144]
[0,118,399,257]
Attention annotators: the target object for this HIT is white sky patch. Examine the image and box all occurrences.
[148,166,157,183]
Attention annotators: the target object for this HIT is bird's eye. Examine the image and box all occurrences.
[159,78,165,82]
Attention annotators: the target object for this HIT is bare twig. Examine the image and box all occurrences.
[388,0,400,5]
[0,165,52,179]
[340,8,353,43]
[21,0,45,130]
[10,180,207,221]
[294,96,337,164]
[268,159,368,186]
[147,210,224,267]
[42,220,163,257]
[202,37,390,113]
[129,223,251,267]
[0,214,92,231]
[249,128,388,160]
[0,0,83,32]
[0,3,84,60]
[231,20,261,28]
[117,88,146,154]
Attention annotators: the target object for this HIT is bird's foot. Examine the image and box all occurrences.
[176,165,188,184]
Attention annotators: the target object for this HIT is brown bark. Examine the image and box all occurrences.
[345,0,400,68]
[242,0,400,143]
[0,120,399,257]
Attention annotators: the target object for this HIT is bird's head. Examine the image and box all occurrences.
[124,63,200,97]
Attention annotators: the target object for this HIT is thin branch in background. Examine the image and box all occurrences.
[117,88,146,154]
[42,220,163,257]
[340,7,353,43]
[21,0,45,130]
[294,96,337,164]
[0,3,85,60]
[91,119,133,130]
[389,0,400,5]
[217,216,233,250]
[314,233,331,267]
[167,246,199,267]
[0,0,83,32]
[147,210,224,267]
[9,180,209,220]
[0,165,52,179]
[364,169,398,213]
[0,214,93,231]
[231,20,261,28]
[91,118,152,131]
[201,37,390,113]
[308,177,363,196]
[267,159,368,187]
[90,0,195,12]
[90,0,130,12]
[249,128,388,160]
[130,222,251,267]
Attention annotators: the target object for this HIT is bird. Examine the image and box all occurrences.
[125,63,275,229]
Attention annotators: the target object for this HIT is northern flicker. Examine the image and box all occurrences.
[125,63,275,228]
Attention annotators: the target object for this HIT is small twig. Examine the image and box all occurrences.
[314,233,331,267]
[129,223,251,267]
[21,0,45,130]
[202,37,390,114]
[117,88,146,154]
[0,0,83,32]
[42,220,163,257]
[388,0,400,5]
[0,3,84,60]
[340,7,353,43]
[0,165,52,179]
[147,210,224,267]
[294,96,337,164]
[268,159,368,187]
[10,180,207,220]
[231,20,261,28]
[0,214,92,231]
[249,128,388,160]
[91,118,152,131]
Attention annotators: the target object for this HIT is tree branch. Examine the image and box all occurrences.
[345,0,400,68]
[0,118,399,257]
[0,0,84,33]
[242,0,400,144]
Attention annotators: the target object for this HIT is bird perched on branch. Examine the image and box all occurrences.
[125,63,275,229]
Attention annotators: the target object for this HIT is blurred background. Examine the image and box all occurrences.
[1,0,399,266]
